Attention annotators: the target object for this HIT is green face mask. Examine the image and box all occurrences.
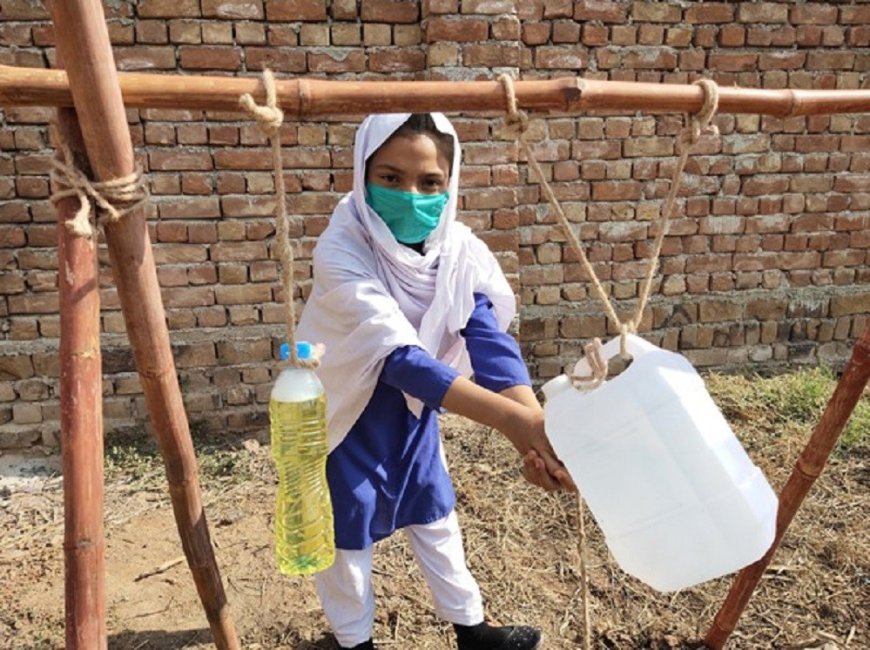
[366,183,449,245]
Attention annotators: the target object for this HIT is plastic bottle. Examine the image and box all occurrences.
[542,333,777,592]
[270,341,335,576]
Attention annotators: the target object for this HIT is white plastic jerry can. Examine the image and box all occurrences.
[542,334,778,592]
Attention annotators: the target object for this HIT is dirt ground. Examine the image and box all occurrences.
[1,380,868,649]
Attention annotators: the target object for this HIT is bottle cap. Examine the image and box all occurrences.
[279,341,312,361]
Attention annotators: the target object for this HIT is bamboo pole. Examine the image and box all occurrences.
[54,107,106,650]
[46,2,240,649]
[2,63,870,116]
[704,325,870,649]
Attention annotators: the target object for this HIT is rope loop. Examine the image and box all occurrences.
[240,69,321,370]
[677,79,720,154]
[498,73,530,139]
[239,69,284,138]
[570,337,608,391]
[49,125,149,239]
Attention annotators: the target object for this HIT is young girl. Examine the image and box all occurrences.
[296,113,574,650]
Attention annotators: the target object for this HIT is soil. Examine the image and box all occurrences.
[0,412,867,650]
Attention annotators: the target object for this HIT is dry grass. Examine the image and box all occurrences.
[0,367,867,649]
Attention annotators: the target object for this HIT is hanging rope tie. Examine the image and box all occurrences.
[634,79,719,338]
[498,74,720,382]
[240,69,321,370]
[499,75,719,650]
[49,125,149,240]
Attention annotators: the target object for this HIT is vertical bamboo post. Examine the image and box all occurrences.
[54,107,106,650]
[47,1,240,648]
[705,325,870,649]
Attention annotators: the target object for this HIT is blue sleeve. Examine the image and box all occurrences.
[461,293,531,393]
[381,345,460,411]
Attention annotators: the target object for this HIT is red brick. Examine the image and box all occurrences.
[201,0,264,19]
[307,50,366,73]
[806,51,856,70]
[790,4,838,25]
[552,21,580,43]
[462,0,514,14]
[370,48,427,72]
[709,52,758,72]
[622,48,677,69]
[114,47,176,71]
[582,24,609,47]
[149,151,213,171]
[426,18,489,42]
[179,47,241,70]
[718,25,745,47]
[361,0,418,23]
[534,47,587,69]
[685,3,733,23]
[266,0,327,20]
[759,52,807,71]
[840,6,870,25]
[738,3,788,23]
[463,44,521,67]
[631,2,680,22]
[246,47,307,72]
[574,0,628,22]
[138,0,201,17]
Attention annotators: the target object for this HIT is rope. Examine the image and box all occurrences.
[577,492,591,650]
[240,70,320,370]
[499,75,720,650]
[498,74,719,384]
[49,125,149,240]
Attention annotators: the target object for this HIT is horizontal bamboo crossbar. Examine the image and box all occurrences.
[2,64,870,116]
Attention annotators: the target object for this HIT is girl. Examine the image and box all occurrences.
[297,113,574,650]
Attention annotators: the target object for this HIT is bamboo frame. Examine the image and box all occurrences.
[704,324,870,649]
[47,1,239,649]
[55,106,106,650]
[7,4,867,647]
[2,63,870,117]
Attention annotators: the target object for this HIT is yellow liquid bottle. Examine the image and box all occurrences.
[270,342,334,576]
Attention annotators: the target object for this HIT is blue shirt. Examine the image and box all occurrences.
[326,293,531,549]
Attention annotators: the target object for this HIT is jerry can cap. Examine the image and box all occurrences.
[279,341,312,361]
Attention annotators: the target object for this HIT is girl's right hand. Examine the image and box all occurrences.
[503,406,576,493]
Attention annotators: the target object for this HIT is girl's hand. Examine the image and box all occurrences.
[508,408,577,493]
[521,449,575,492]
[440,377,576,492]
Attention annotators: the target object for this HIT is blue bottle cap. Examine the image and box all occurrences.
[279,341,312,361]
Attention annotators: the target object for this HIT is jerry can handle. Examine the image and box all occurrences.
[571,333,658,379]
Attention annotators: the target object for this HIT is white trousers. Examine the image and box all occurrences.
[314,510,484,648]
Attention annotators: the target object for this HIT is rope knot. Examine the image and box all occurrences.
[498,73,530,138]
[677,79,720,153]
[571,338,608,391]
[239,69,284,138]
[50,125,149,239]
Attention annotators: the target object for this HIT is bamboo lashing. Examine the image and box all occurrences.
[46,1,240,648]
[2,63,870,116]
[50,126,149,239]
[704,324,870,649]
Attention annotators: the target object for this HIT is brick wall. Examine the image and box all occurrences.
[0,1,867,449]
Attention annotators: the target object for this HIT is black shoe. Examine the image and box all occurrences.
[455,622,542,650]
[340,640,375,650]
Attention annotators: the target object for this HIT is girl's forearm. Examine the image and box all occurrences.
[440,376,534,453]
[498,384,541,411]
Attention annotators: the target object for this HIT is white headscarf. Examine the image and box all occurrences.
[296,113,516,452]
